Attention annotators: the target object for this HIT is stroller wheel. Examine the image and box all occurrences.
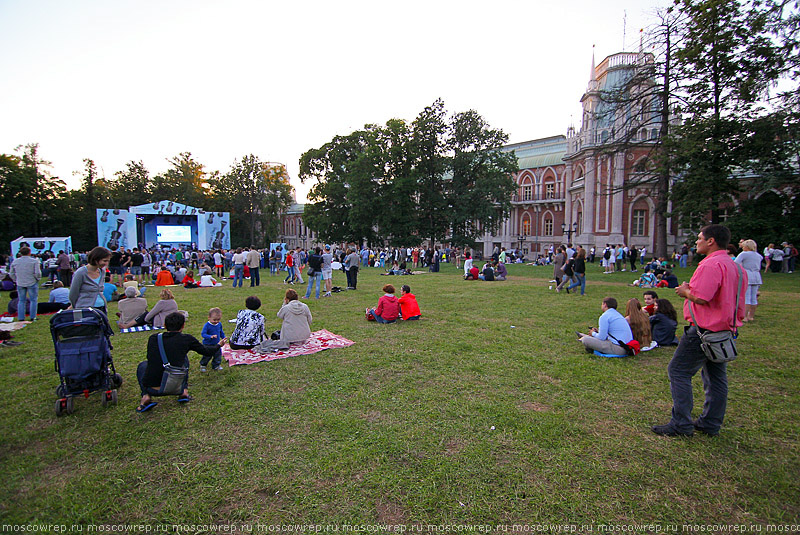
[111,389,118,405]
[55,399,63,416]
[112,374,123,389]
[65,397,74,414]
[55,385,65,398]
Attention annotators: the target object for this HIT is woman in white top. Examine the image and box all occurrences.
[735,239,764,322]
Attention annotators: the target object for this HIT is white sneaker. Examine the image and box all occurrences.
[200,366,208,372]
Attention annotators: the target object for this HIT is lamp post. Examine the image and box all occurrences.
[517,235,526,256]
[561,221,578,243]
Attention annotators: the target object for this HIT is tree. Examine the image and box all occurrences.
[209,155,293,247]
[108,161,151,208]
[411,99,451,247]
[447,110,518,247]
[151,152,208,207]
[670,0,785,228]
[69,158,110,250]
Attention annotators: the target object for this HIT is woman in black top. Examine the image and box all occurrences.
[566,248,587,295]
[649,298,679,347]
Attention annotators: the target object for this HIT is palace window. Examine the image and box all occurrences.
[522,217,531,236]
[545,183,555,199]
[632,209,647,236]
[523,185,532,201]
[544,217,554,236]
[577,212,583,235]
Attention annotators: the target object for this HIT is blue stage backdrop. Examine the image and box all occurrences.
[97,201,230,250]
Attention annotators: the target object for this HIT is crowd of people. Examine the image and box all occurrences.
[0,224,790,434]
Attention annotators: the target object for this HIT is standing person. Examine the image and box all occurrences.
[231,248,246,288]
[639,245,648,267]
[345,248,360,289]
[567,248,587,295]
[199,307,226,372]
[652,224,747,437]
[56,250,73,287]
[629,245,638,272]
[304,247,324,300]
[213,250,224,278]
[283,249,295,284]
[679,243,689,268]
[734,240,764,322]
[552,246,566,286]
[321,245,334,297]
[9,246,42,321]
[130,248,144,284]
[293,247,305,284]
[577,297,634,356]
[69,246,112,314]
[246,246,261,287]
[108,246,124,286]
[269,249,278,276]
[141,249,152,283]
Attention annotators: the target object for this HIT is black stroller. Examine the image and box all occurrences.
[51,308,122,415]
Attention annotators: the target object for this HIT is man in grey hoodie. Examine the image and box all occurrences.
[9,246,42,321]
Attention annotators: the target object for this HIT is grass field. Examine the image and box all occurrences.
[1,262,798,526]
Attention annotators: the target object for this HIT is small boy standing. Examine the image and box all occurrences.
[200,307,226,371]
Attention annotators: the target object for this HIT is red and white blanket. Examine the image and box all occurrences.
[221,329,354,366]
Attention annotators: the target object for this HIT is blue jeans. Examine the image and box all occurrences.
[18,284,38,320]
[680,254,688,268]
[249,267,260,286]
[368,308,396,324]
[199,346,222,369]
[304,273,322,299]
[284,266,295,283]
[270,261,277,275]
[567,273,586,295]
[233,264,244,287]
[666,326,728,434]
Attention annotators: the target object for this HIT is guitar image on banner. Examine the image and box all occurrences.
[207,212,214,224]
[152,201,161,211]
[165,201,174,213]
[100,209,109,223]
[212,221,227,250]
[107,219,125,249]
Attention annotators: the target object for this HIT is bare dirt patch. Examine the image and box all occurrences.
[520,401,549,412]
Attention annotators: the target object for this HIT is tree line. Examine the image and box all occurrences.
[299,99,519,248]
[0,146,294,252]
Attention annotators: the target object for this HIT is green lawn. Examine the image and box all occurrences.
[1,263,798,524]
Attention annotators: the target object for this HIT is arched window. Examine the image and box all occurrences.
[544,216,554,236]
[522,214,531,235]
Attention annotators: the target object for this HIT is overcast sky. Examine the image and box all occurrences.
[0,0,669,203]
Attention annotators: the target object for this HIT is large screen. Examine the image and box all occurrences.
[156,225,192,243]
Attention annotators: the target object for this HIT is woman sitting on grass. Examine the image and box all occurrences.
[366,284,401,324]
[649,298,679,347]
[145,288,179,329]
[259,289,313,351]
[228,295,266,350]
[155,265,174,286]
[182,270,198,288]
[632,267,657,288]
[624,298,653,349]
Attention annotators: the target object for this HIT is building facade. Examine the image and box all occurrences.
[283,50,681,257]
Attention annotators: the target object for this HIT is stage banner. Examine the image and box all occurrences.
[201,211,231,250]
[11,236,72,257]
[270,243,288,263]
[133,201,201,216]
[96,209,133,250]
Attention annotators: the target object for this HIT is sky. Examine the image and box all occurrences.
[0,0,669,204]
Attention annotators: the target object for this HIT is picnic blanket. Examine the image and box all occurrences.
[593,350,630,358]
[222,329,354,366]
[120,325,164,334]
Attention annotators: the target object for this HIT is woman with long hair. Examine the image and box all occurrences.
[144,288,179,328]
[649,298,679,347]
[624,298,652,348]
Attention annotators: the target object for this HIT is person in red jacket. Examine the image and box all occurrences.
[398,284,421,321]
[366,284,401,323]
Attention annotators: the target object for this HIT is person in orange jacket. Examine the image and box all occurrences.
[398,284,421,321]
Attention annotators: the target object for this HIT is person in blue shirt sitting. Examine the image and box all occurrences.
[577,297,634,356]
[48,281,71,305]
[102,274,118,303]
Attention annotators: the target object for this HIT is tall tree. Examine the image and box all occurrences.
[151,152,208,207]
[209,155,293,246]
[411,99,451,246]
[670,0,784,228]
[108,160,151,208]
[447,109,518,247]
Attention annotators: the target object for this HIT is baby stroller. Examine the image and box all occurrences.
[51,308,123,416]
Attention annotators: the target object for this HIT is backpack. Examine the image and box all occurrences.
[603,249,611,260]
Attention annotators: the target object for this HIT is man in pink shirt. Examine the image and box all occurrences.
[652,225,747,437]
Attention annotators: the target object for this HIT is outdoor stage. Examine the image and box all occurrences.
[96,201,231,251]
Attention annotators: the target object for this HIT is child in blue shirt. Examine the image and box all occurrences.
[200,307,226,371]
